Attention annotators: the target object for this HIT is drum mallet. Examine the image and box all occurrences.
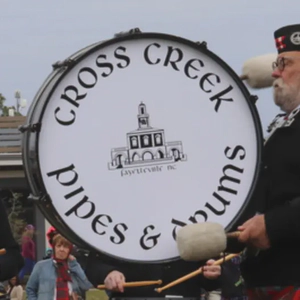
[239,53,277,89]
[176,222,240,262]
[155,253,240,293]
[0,249,6,255]
[176,222,260,261]
[97,280,162,290]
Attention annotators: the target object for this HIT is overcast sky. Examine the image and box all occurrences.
[1,0,299,133]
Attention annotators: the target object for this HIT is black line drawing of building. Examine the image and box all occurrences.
[108,102,187,170]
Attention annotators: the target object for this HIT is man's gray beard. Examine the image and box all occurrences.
[273,79,300,113]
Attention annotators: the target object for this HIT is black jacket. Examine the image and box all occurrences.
[228,109,300,288]
[85,252,222,298]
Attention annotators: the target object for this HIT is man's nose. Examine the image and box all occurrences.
[272,68,281,78]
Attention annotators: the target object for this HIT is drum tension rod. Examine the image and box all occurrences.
[19,123,41,133]
[114,27,142,38]
[52,58,75,70]
[28,193,49,203]
[195,41,208,49]
[249,95,258,104]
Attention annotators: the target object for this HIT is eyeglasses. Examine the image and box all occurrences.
[272,56,300,72]
[272,57,288,72]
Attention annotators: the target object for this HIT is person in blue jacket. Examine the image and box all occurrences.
[26,234,93,300]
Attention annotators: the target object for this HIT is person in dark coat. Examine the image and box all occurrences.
[0,197,24,282]
[85,251,223,299]
[227,23,300,299]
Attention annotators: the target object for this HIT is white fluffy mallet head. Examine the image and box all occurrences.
[240,53,277,89]
[176,222,227,262]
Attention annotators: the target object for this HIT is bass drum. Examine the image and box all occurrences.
[22,29,263,264]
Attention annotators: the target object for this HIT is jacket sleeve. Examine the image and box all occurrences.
[84,252,121,287]
[265,198,300,245]
[69,260,94,290]
[25,263,40,300]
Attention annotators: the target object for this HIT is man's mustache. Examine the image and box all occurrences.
[273,78,284,88]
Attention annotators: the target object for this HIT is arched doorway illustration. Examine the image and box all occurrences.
[157,150,164,159]
[132,152,139,162]
[142,151,154,160]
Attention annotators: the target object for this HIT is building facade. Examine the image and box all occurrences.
[0,116,49,261]
[109,102,187,170]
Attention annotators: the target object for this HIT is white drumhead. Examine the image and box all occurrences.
[38,34,260,262]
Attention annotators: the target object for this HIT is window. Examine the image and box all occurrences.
[143,135,149,146]
[131,136,138,148]
[155,134,162,145]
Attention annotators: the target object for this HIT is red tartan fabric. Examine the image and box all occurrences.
[247,286,300,299]
[55,259,72,300]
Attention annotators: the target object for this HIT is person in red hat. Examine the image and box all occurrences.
[46,226,58,247]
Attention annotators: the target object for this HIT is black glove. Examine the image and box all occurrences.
[221,260,246,298]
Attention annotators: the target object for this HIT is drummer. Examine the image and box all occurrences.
[85,253,226,298]
[227,23,300,299]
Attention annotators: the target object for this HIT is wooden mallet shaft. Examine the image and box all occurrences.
[239,74,248,81]
[97,280,162,290]
[226,231,241,239]
[0,249,6,255]
[155,253,240,293]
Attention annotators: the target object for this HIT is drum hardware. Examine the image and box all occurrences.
[28,193,49,204]
[195,41,208,49]
[18,122,41,133]
[52,58,76,70]
[249,95,258,104]
[114,27,142,38]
